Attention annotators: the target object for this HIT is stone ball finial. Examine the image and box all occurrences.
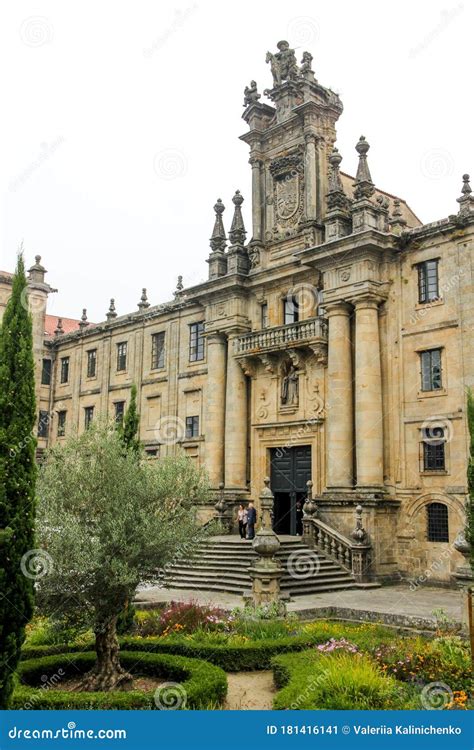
[35,254,41,264]
[461,174,472,195]
[232,190,244,207]
[264,477,270,488]
[218,482,225,491]
[329,147,342,168]
[214,198,225,215]
[356,135,370,156]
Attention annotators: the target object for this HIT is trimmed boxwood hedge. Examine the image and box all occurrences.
[12,651,227,710]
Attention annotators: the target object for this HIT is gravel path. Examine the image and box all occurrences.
[224,670,275,710]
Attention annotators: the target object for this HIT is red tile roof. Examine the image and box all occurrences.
[44,314,86,337]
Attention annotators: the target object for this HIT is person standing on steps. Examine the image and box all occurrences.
[237,503,248,539]
[246,501,257,540]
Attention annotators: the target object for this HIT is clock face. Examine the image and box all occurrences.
[276,173,300,220]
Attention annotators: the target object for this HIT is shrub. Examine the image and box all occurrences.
[13,651,226,710]
[145,601,232,637]
[272,650,416,710]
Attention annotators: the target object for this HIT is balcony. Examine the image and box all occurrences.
[234,317,328,370]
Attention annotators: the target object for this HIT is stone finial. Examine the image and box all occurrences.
[28,254,46,284]
[303,479,318,518]
[176,275,184,292]
[209,199,227,253]
[389,198,407,234]
[243,80,261,107]
[106,298,117,321]
[457,174,474,217]
[138,288,150,310]
[351,504,368,545]
[228,190,247,246]
[327,147,350,211]
[54,317,63,336]
[79,308,89,329]
[354,136,375,199]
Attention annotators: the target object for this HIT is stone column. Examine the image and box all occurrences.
[353,296,384,489]
[326,302,353,489]
[250,156,263,242]
[304,133,317,221]
[205,332,227,488]
[224,335,247,491]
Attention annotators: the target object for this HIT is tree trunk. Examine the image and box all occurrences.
[80,617,133,691]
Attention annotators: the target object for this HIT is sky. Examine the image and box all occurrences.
[0,0,471,322]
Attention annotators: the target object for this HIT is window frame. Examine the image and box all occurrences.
[37,410,49,439]
[427,502,449,543]
[420,348,443,392]
[189,322,205,363]
[261,303,269,330]
[114,400,125,425]
[283,295,299,325]
[60,356,70,384]
[57,410,67,437]
[41,358,52,386]
[151,331,166,370]
[84,405,94,429]
[86,349,97,378]
[417,259,440,304]
[185,415,200,439]
[421,427,446,472]
[116,342,128,372]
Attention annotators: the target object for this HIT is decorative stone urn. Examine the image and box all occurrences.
[248,478,283,605]
[214,483,233,533]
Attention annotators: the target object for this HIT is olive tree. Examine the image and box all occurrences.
[36,422,210,691]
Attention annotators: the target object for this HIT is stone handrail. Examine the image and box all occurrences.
[304,515,372,583]
[234,317,327,355]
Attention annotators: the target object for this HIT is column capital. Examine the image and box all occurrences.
[350,293,383,311]
[324,300,352,317]
[205,330,227,345]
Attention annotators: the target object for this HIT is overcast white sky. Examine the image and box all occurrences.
[0,0,471,321]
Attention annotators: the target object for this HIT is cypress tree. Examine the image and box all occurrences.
[120,383,140,455]
[0,253,37,708]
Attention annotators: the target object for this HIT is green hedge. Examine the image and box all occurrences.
[12,651,227,710]
[21,622,398,673]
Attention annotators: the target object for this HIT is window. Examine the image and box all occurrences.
[60,356,69,384]
[116,342,127,371]
[420,348,442,391]
[427,502,449,542]
[87,349,97,378]
[151,332,165,369]
[57,410,67,437]
[284,295,299,325]
[84,406,94,429]
[417,259,439,303]
[261,303,269,329]
[114,401,125,425]
[37,410,49,438]
[422,426,446,471]
[41,358,52,385]
[189,322,205,362]
[185,416,199,439]
[145,447,160,458]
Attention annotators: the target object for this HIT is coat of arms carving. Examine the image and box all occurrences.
[269,152,304,230]
[276,173,299,220]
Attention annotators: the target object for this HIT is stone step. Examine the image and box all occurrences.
[164,578,356,596]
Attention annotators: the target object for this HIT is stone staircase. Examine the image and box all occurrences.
[162,536,358,597]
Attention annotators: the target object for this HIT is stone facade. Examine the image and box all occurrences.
[2,41,473,585]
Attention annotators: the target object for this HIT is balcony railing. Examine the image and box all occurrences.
[234,317,327,356]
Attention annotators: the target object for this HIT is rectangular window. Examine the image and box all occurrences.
[261,303,269,329]
[84,406,94,429]
[145,447,160,458]
[37,410,49,439]
[422,427,446,471]
[87,349,97,378]
[420,348,442,391]
[151,332,165,369]
[60,356,69,384]
[417,259,439,303]
[116,342,127,372]
[189,322,205,362]
[427,503,449,542]
[57,410,67,437]
[41,358,52,385]
[284,295,299,325]
[185,415,199,439]
[114,401,125,425]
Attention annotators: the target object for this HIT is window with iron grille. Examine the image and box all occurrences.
[87,349,97,378]
[422,426,446,471]
[417,259,439,303]
[116,342,127,371]
[284,295,299,325]
[57,410,67,437]
[41,358,52,385]
[427,502,449,542]
[185,415,199,439]
[114,401,125,425]
[189,322,205,362]
[60,356,69,384]
[37,410,49,438]
[84,406,94,429]
[151,332,165,369]
[261,303,269,329]
[420,348,442,391]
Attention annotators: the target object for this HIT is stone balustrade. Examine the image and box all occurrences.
[234,317,327,355]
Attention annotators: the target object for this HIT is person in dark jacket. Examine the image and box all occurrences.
[246,502,257,540]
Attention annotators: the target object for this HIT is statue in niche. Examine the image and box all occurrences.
[281,361,299,406]
[266,40,299,87]
[243,80,261,106]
